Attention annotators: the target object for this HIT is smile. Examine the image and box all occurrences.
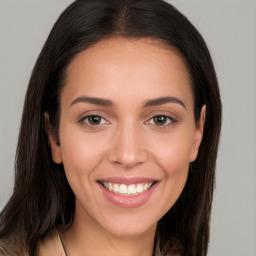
[98,177,158,208]
[101,182,154,196]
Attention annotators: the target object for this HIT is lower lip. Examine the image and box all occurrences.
[98,183,158,208]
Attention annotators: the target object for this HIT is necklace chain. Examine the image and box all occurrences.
[57,229,69,256]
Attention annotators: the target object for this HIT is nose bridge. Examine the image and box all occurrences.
[109,118,147,168]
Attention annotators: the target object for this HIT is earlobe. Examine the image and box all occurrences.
[189,105,206,162]
[44,113,63,164]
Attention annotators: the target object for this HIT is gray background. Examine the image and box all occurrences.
[0,0,255,255]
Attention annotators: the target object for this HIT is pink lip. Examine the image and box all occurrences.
[98,180,158,208]
[98,176,156,185]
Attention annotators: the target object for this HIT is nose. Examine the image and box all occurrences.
[108,122,148,169]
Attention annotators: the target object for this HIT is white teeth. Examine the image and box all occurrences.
[108,182,113,191]
[119,184,128,194]
[143,183,149,190]
[136,184,143,193]
[113,184,119,193]
[128,185,136,195]
[102,182,154,196]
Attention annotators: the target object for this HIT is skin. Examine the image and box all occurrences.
[47,37,205,256]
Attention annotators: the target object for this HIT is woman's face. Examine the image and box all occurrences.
[48,37,205,238]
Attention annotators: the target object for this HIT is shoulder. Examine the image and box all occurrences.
[38,228,65,256]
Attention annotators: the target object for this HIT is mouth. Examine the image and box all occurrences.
[97,177,159,208]
[98,181,155,196]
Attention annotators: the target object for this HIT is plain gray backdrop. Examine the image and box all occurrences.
[0,0,256,255]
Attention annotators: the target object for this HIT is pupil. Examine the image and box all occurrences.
[154,116,166,125]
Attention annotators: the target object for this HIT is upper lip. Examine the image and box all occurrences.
[97,176,158,185]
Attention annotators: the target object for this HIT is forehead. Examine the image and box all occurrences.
[66,37,189,78]
[63,37,193,108]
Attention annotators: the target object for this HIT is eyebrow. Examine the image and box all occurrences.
[143,96,186,109]
[70,96,113,107]
[69,95,186,109]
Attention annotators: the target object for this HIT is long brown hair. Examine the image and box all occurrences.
[0,1,222,255]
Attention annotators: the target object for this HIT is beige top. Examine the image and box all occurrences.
[0,229,65,256]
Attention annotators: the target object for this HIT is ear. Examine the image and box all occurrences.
[189,105,206,162]
[44,113,63,164]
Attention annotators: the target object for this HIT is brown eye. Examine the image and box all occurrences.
[148,115,174,126]
[82,115,107,126]
[153,116,167,125]
[88,116,101,125]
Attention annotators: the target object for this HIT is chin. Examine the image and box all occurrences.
[98,211,158,238]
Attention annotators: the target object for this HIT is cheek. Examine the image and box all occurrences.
[152,132,193,176]
[59,127,108,181]
[159,141,190,193]
[147,134,192,214]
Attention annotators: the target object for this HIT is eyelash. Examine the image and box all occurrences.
[79,114,176,128]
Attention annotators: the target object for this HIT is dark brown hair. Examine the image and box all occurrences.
[0,0,222,255]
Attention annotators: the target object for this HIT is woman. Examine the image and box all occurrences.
[0,0,222,255]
